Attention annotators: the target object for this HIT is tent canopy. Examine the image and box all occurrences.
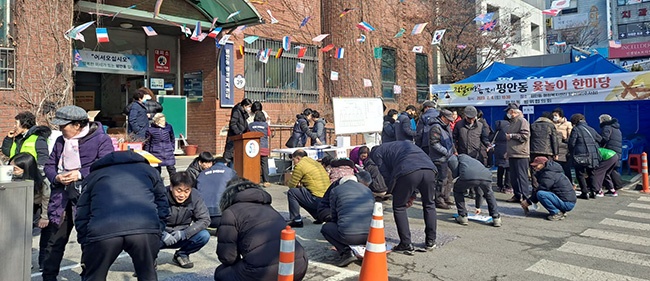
[187,0,263,29]
[458,55,626,83]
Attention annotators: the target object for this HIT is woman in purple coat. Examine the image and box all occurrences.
[41,105,114,281]
[145,113,177,176]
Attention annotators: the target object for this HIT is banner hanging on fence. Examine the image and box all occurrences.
[432,71,650,107]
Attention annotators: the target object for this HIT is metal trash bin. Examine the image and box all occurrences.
[0,180,34,281]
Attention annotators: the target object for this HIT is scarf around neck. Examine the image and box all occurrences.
[58,124,90,173]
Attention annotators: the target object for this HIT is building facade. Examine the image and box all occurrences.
[610,0,650,68]
[1,0,440,154]
[544,0,610,56]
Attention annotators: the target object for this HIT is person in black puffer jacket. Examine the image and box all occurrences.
[286,109,313,148]
[224,98,252,162]
[75,151,169,281]
[529,112,559,159]
[382,109,398,143]
[214,178,308,281]
[599,114,624,190]
[395,105,418,142]
[568,114,602,199]
[526,157,577,221]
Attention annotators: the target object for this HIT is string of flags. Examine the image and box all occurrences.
[356,22,375,32]
[267,10,279,24]
[479,20,497,31]
[300,16,311,28]
[335,48,344,59]
[339,8,356,17]
[411,23,427,35]
[96,28,109,43]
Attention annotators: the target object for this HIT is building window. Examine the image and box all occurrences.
[531,23,540,51]
[415,54,429,102]
[381,48,396,99]
[0,48,15,90]
[244,38,318,103]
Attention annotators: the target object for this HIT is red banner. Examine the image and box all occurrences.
[609,41,650,59]
[154,49,171,73]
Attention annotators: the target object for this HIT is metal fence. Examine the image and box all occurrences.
[244,38,319,103]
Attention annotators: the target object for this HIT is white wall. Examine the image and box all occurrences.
[481,0,546,58]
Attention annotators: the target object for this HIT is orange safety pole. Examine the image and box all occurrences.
[641,152,649,194]
[278,226,295,281]
[359,202,388,281]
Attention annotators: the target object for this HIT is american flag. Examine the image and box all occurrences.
[609,40,622,48]
[479,20,497,31]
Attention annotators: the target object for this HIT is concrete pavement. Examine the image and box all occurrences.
[30,156,650,281]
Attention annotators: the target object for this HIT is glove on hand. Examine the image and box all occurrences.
[162,232,178,246]
[171,230,187,241]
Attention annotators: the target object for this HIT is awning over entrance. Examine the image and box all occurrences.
[76,0,263,30]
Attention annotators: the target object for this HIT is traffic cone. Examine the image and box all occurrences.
[278,226,295,281]
[359,202,388,281]
[641,152,649,194]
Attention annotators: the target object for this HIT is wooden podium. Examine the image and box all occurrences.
[228,132,264,184]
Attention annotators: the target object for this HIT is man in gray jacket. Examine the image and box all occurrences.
[448,154,501,227]
[504,103,531,203]
[162,172,211,269]
[320,172,374,267]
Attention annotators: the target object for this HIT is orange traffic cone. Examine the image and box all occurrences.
[359,202,388,281]
[641,152,649,194]
[278,226,295,281]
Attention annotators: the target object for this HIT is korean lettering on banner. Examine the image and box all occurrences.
[220,43,235,108]
[154,49,171,73]
[84,52,133,70]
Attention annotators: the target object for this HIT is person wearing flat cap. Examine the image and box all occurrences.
[427,109,456,209]
[453,106,490,163]
[503,102,531,205]
[524,156,576,221]
[41,105,114,281]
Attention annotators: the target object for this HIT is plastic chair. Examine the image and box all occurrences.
[628,144,645,175]
[619,140,632,174]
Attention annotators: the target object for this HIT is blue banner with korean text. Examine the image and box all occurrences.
[219,43,235,108]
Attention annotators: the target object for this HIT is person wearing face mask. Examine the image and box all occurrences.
[382,109,399,143]
[395,105,418,142]
[42,105,114,281]
[452,106,490,162]
[503,103,531,205]
[551,108,574,184]
[127,89,150,141]
[428,109,456,209]
[224,98,253,163]
[524,156,576,221]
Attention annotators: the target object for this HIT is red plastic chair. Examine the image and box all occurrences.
[628,144,645,174]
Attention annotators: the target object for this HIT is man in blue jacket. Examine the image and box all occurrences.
[196,157,238,228]
[395,105,418,142]
[320,171,374,267]
[75,151,169,281]
[370,141,438,254]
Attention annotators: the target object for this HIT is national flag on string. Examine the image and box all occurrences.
[233,25,247,35]
[431,29,446,45]
[197,33,208,42]
[473,12,494,23]
[296,62,305,73]
[457,44,467,49]
[210,17,219,30]
[190,22,201,41]
[73,50,82,66]
[551,0,570,9]
[321,44,335,52]
[411,23,428,35]
[267,10,279,24]
[297,47,307,58]
[218,34,231,46]
[357,34,366,43]
[300,16,311,28]
[554,41,567,46]
[65,21,95,42]
[502,43,512,49]
[96,28,109,43]
[312,34,329,42]
[356,21,375,32]
[542,9,561,16]
[479,19,497,31]
[275,48,283,59]
[282,36,291,51]
[412,46,423,53]
[258,48,271,63]
[335,48,344,59]
[339,8,356,17]
[208,27,223,38]
[142,26,158,36]
[609,40,622,48]
[226,11,241,22]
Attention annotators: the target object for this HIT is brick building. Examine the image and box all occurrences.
[1,0,438,154]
